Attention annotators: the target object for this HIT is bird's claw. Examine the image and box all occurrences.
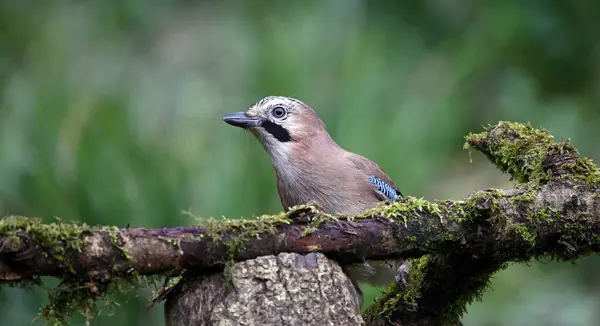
[394,260,411,287]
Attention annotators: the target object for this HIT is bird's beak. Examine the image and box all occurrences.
[222,112,262,129]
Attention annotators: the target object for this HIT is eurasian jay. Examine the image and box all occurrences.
[223,96,405,292]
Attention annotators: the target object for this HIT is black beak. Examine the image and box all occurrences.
[222,112,262,128]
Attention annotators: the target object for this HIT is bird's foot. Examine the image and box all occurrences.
[394,259,411,287]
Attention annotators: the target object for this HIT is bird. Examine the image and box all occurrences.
[222,96,406,298]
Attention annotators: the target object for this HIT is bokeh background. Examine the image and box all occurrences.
[1,1,600,325]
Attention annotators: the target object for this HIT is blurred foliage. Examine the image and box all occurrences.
[0,0,599,325]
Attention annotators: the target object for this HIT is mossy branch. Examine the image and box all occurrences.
[1,121,599,325]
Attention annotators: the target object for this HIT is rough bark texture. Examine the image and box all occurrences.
[164,253,363,326]
[0,121,599,325]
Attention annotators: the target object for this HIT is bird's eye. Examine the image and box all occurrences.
[271,106,287,119]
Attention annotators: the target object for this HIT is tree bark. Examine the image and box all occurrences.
[163,253,364,326]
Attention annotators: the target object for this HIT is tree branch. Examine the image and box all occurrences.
[1,121,599,325]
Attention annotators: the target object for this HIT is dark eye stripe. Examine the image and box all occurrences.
[261,120,292,142]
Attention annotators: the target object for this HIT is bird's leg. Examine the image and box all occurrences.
[394,259,411,287]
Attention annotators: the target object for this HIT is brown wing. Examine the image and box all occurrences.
[346,152,403,200]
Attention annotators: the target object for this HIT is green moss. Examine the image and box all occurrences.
[509,191,537,206]
[297,204,338,237]
[0,216,155,325]
[41,280,106,325]
[398,256,429,311]
[465,121,600,187]
[566,157,600,184]
[39,275,152,326]
[443,200,468,223]
[465,122,555,185]
[460,189,505,221]
[359,197,443,227]
[105,226,133,261]
[534,206,557,223]
[202,205,302,262]
[508,204,558,245]
[514,224,536,244]
[0,216,91,274]
[366,256,430,320]
[201,204,344,260]
[150,275,183,306]
[195,206,315,285]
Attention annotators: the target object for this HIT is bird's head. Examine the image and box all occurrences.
[223,96,330,157]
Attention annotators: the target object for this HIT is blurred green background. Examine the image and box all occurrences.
[1,0,600,325]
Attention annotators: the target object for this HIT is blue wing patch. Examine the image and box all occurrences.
[368,176,402,201]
